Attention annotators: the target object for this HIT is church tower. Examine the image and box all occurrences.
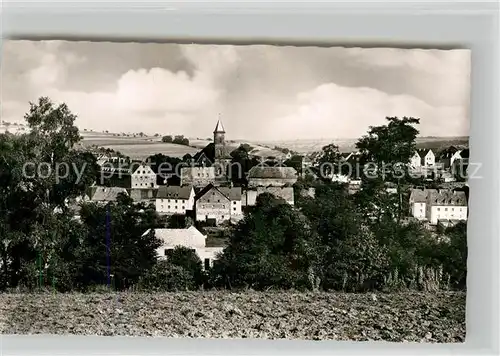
[213,118,230,183]
[213,119,226,160]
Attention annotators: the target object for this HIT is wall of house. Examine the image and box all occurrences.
[242,190,258,206]
[411,202,427,219]
[181,167,216,187]
[410,154,421,168]
[155,198,190,215]
[429,205,468,224]
[196,188,231,224]
[131,169,157,189]
[230,200,242,216]
[248,178,297,188]
[424,152,435,166]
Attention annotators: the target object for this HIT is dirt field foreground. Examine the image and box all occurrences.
[0,291,465,342]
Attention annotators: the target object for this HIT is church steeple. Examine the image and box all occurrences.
[214,117,225,134]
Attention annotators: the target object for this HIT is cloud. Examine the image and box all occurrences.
[1,41,470,140]
[264,83,469,141]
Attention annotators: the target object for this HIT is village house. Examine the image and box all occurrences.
[438,146,465,169]
[155,185,195,215]
[194,184,242,225]
[410,149,436,169]
[247,166,298,188]
[180,166,216,187]
[242,186,295,207]
[131,163,158,189]
[143,226,223,270]
[409,188,468,225]
[127,188,157,205]
[189,120,233,184]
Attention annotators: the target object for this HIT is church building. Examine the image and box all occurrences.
[181,119,234,187]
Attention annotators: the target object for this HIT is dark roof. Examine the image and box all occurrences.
[195,183,241,201]
[193,142,232,164]
[156,185,193,199]
[218,187,242,201]
[214,120,225,133]
[416,148,432,159]
[428,189,467,206]
[460,148,470,159]
[248,166,298,179]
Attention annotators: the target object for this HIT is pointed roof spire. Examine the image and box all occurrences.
[214,114,225,133]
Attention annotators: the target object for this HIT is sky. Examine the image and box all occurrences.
[1,40,471,141]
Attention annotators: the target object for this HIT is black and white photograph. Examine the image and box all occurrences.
[1,40,470,342]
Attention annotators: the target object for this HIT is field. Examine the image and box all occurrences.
[0,291,465,342]
[253,137,470,154]
[78,134,200,160]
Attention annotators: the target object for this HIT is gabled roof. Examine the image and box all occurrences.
[144,226,206,248]
[194,183,241,201]
[156,185,193,200]
[90,186,129,202]
[428,189,467,206]
[218,187,242,201]
[132,164,155,175]
[459,148,470,159]
[416,148,431,159]
[409,188,436,203]
[248,166,298,179]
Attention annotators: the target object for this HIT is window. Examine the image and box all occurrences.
[175,200,178,203]
[445,208,448,212]
[204,258,210,270]
[233,207,236,211]
[182,206,185,210]
[221,215,224,219]
[233,201,236,204]
[437,208,440,211]
[164,249,173,256]
[175,206,178,209]
[168,206,170,209]
[217,199,220,203]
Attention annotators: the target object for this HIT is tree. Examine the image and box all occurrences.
[355,117,420,223]
[315,143,343,178]
[284,155,303,174]
[77,194,163,290]
[214,194,321,290]
[162,135,173,143]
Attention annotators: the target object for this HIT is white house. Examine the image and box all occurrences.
[194,184,242,225]
[143,226,223,270]
[410,149,435,169]
[131,164,158,189]
[155,185,195,215]
[409,188,468,225]
[409,188,430,220]
[426,189,468,225]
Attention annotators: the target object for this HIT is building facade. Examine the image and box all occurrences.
[155,185,195,215]
[194,184,242,224]
[180,166,216,187]
[144,226,222,270]
[409,188,468,225]
[131,164,158,189]
[247,166,298,187]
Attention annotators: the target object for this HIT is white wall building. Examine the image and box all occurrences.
[143,226,223,270]
[409,188,468,225]
[194,184,242,225]
[131,164,158,189]
[155,185,195,215]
